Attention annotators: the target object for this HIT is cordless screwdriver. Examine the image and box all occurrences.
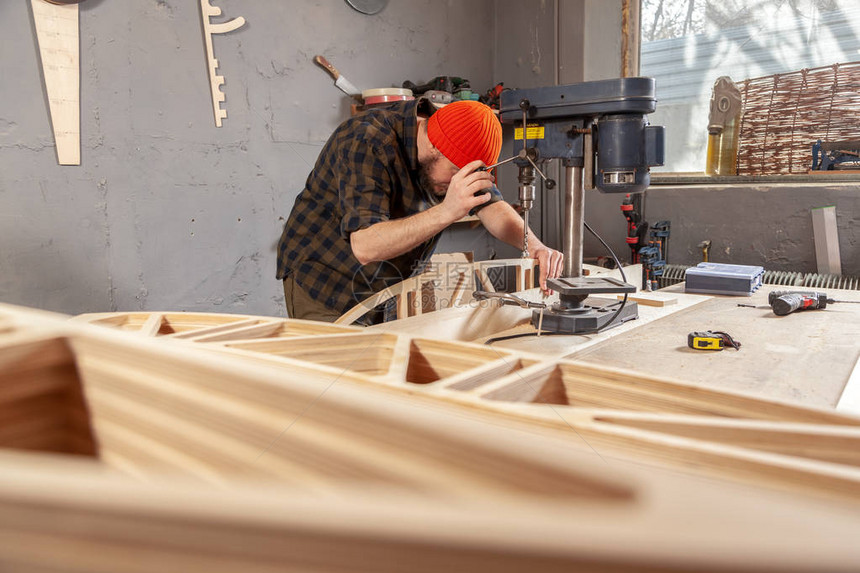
[767,290,860,316]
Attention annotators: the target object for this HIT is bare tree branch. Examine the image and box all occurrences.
[683,0,696,36]
[649,0,665,42]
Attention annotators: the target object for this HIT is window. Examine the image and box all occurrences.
[640,0,860,174]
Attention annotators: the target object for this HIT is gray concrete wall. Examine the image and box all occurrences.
[4,1,856,320]
[471,0,560,258]
[645,183,860,276]
[1,0,494,316]
[492,0,640,264]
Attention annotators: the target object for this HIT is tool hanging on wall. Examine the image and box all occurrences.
[620,193,648,264]
[643,221,670,290]
[402,76,482,102]
[638,246,663,291]
[698,240,712,263]
[480,83,507,109]
[403,76,468,96]
[200,0,245,128]
[619,195,669,290]
[313,56,363,100]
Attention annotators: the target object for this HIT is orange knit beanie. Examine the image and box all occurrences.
[427,100,502,169]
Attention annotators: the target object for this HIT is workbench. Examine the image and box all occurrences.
[374,272,860,410]
[571,284,860,409]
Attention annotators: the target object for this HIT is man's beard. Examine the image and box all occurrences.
[418,157,446,198]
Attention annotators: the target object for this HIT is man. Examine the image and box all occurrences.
[277,98,563,324]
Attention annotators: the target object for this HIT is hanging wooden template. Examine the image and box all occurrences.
[31,0,81,165]
[200,0,245,127]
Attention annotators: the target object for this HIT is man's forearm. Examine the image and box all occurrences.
[477,201,546,252]
[350,205,454,264]
[478,200,564,292]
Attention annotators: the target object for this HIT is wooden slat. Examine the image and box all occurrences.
[811,205,843,275]
[593,412,860,467]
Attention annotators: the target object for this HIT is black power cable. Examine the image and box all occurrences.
[583,220,629,333]
[485,221,631,345]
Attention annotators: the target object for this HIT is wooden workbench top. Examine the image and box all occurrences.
[570,284,860,408]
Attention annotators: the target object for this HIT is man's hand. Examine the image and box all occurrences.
[474,201,564,294]
[439,160,494,222]
[532,245,564,294]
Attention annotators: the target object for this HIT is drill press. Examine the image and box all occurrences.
[498,77,665,334]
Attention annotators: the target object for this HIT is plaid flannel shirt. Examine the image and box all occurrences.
[276,98,502,324]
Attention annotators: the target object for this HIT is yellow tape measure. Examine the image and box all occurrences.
[687,331,742,351]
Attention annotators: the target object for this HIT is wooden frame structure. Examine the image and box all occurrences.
[3,302,860,569]
[336,257,539,325]
[68,305,860,502]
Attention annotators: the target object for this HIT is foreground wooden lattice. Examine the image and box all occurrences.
[3,302,860,571]
[71,307,860,500]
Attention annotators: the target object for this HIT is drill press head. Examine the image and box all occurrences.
[500,77,665,194]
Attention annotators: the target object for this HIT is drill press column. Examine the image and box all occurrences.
[563,166,585,278]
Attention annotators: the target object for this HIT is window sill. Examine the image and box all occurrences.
[651,172,860,186]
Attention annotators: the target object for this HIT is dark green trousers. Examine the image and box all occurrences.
[282,276,342,323]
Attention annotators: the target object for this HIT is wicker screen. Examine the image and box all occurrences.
[736,61,860,176]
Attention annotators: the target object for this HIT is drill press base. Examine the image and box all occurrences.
[531,276,640,334]
[531,300,639,334]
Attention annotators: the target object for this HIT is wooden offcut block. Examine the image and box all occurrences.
[616,293,679,307]
[811,206,842,275]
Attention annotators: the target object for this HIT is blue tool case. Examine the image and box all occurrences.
[684,263,764,296]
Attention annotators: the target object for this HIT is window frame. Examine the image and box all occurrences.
[634,0,860,185]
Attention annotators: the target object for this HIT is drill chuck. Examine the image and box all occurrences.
[518,162,536,211]
[519,184,535,210]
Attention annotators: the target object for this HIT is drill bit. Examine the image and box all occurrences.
[522,211,529,258]
[520,102,531,259]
